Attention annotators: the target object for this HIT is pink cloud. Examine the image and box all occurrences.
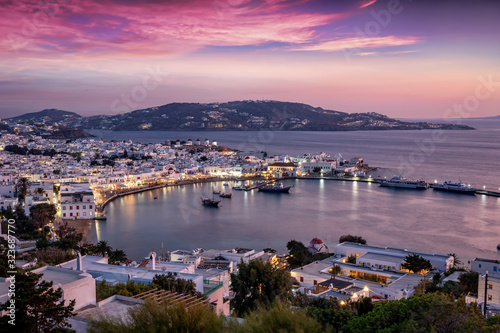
[359,0,377,9]
[290,36,421,52]
[0,0,343,57]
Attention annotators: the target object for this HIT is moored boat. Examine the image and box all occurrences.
[219,193,232,198]
[379,176,428,189]
[433,181,477,195]
[258,182,293,193]
[201,197,221,207]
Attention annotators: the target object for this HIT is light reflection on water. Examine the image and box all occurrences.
[88,179,500,262]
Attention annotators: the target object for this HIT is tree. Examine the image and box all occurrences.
[458,271,479,296]
[401,253,432,274]
[230,302,324,333]
[0,272,75,333]
[96,240,112,257]
[88,299,225,333]
[339,234,367,245]
[152,273,198,296]
[109,249,128,265]
[286,239,312,268]
[328,265,342,279]
[34,187,45,195]
[29,203,57,228]
[342,293,486,332]
[230,259,292,316]
[448,253,463,268]
[15,177,31,202]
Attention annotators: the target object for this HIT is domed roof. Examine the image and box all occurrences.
[310,238,323,244]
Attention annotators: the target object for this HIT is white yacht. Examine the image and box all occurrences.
[433,181,477,195]
[379,176,428,189]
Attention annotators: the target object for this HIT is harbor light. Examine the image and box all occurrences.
[340,300,345,306]
[352,293,358,299]
[363,286,369,292]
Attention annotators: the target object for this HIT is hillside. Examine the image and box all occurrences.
[69,101,475,131]
[7,109,82,123]
[7,101,475,131]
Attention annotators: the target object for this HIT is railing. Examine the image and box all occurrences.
[203,280,223,296]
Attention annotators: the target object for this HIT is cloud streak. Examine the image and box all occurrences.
[290,36,421,52]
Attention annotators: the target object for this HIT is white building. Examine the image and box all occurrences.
[60,186,96,220]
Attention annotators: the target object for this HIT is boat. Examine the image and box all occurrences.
[219,193,232,198]
[201,196,221,207]
[258,182,293,193]
[213,190,221,194]
[223,182,230,186]
[154,197,158,200]
[433,181,477,195]
[379,176,428,189]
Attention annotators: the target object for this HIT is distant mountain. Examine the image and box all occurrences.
[7,109,82,123]
[7,101,475,131]
[469,115,500,119]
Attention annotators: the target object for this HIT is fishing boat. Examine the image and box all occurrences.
[258,182,293,193]
[201,196,221,207]
[219,193,232,198]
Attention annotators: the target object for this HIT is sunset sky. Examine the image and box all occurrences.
[1,0,499,118]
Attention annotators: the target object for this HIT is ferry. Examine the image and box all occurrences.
[433,181,477,195]
[379,176,428,189]
[258,182,293,193]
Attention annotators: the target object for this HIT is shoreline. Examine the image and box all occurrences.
[98,175,500,213]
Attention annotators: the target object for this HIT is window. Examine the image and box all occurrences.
[70,213,73,217]
[83,212,86,216]
[489,295,493,300]
[495,267,498,272]
[89,205,93,209]
[63,213,66,217]
[313,280,317,285]
[90,212,93,216]
[70,206,73,210]
[479,264,482,268]
[488,284,493,289]
[77,213,79,216]
[76,205,79,210]
[83,205,86,209]
[62,206,66,210]
[300,277,304,282]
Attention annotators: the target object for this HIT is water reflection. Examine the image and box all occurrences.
[89,180,500,262]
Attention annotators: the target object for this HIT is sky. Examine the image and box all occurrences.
[0,0,499,118]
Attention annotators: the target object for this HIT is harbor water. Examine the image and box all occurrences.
[86,119,500,261]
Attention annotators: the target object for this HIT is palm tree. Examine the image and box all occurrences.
[328,265,342,279]
[15,177,31,202]
[109,249,127,264]
[35,187,45,196]
[96,240,112,257]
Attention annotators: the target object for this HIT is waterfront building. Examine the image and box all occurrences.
[267,162,298,178]
[59,185,96,220]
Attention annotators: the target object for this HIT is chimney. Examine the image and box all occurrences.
[76,252,82,271]
[150,252,156,270]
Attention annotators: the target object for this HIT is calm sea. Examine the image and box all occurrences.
[86,119,500,262]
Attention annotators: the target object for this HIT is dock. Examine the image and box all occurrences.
[476,190,500,197]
